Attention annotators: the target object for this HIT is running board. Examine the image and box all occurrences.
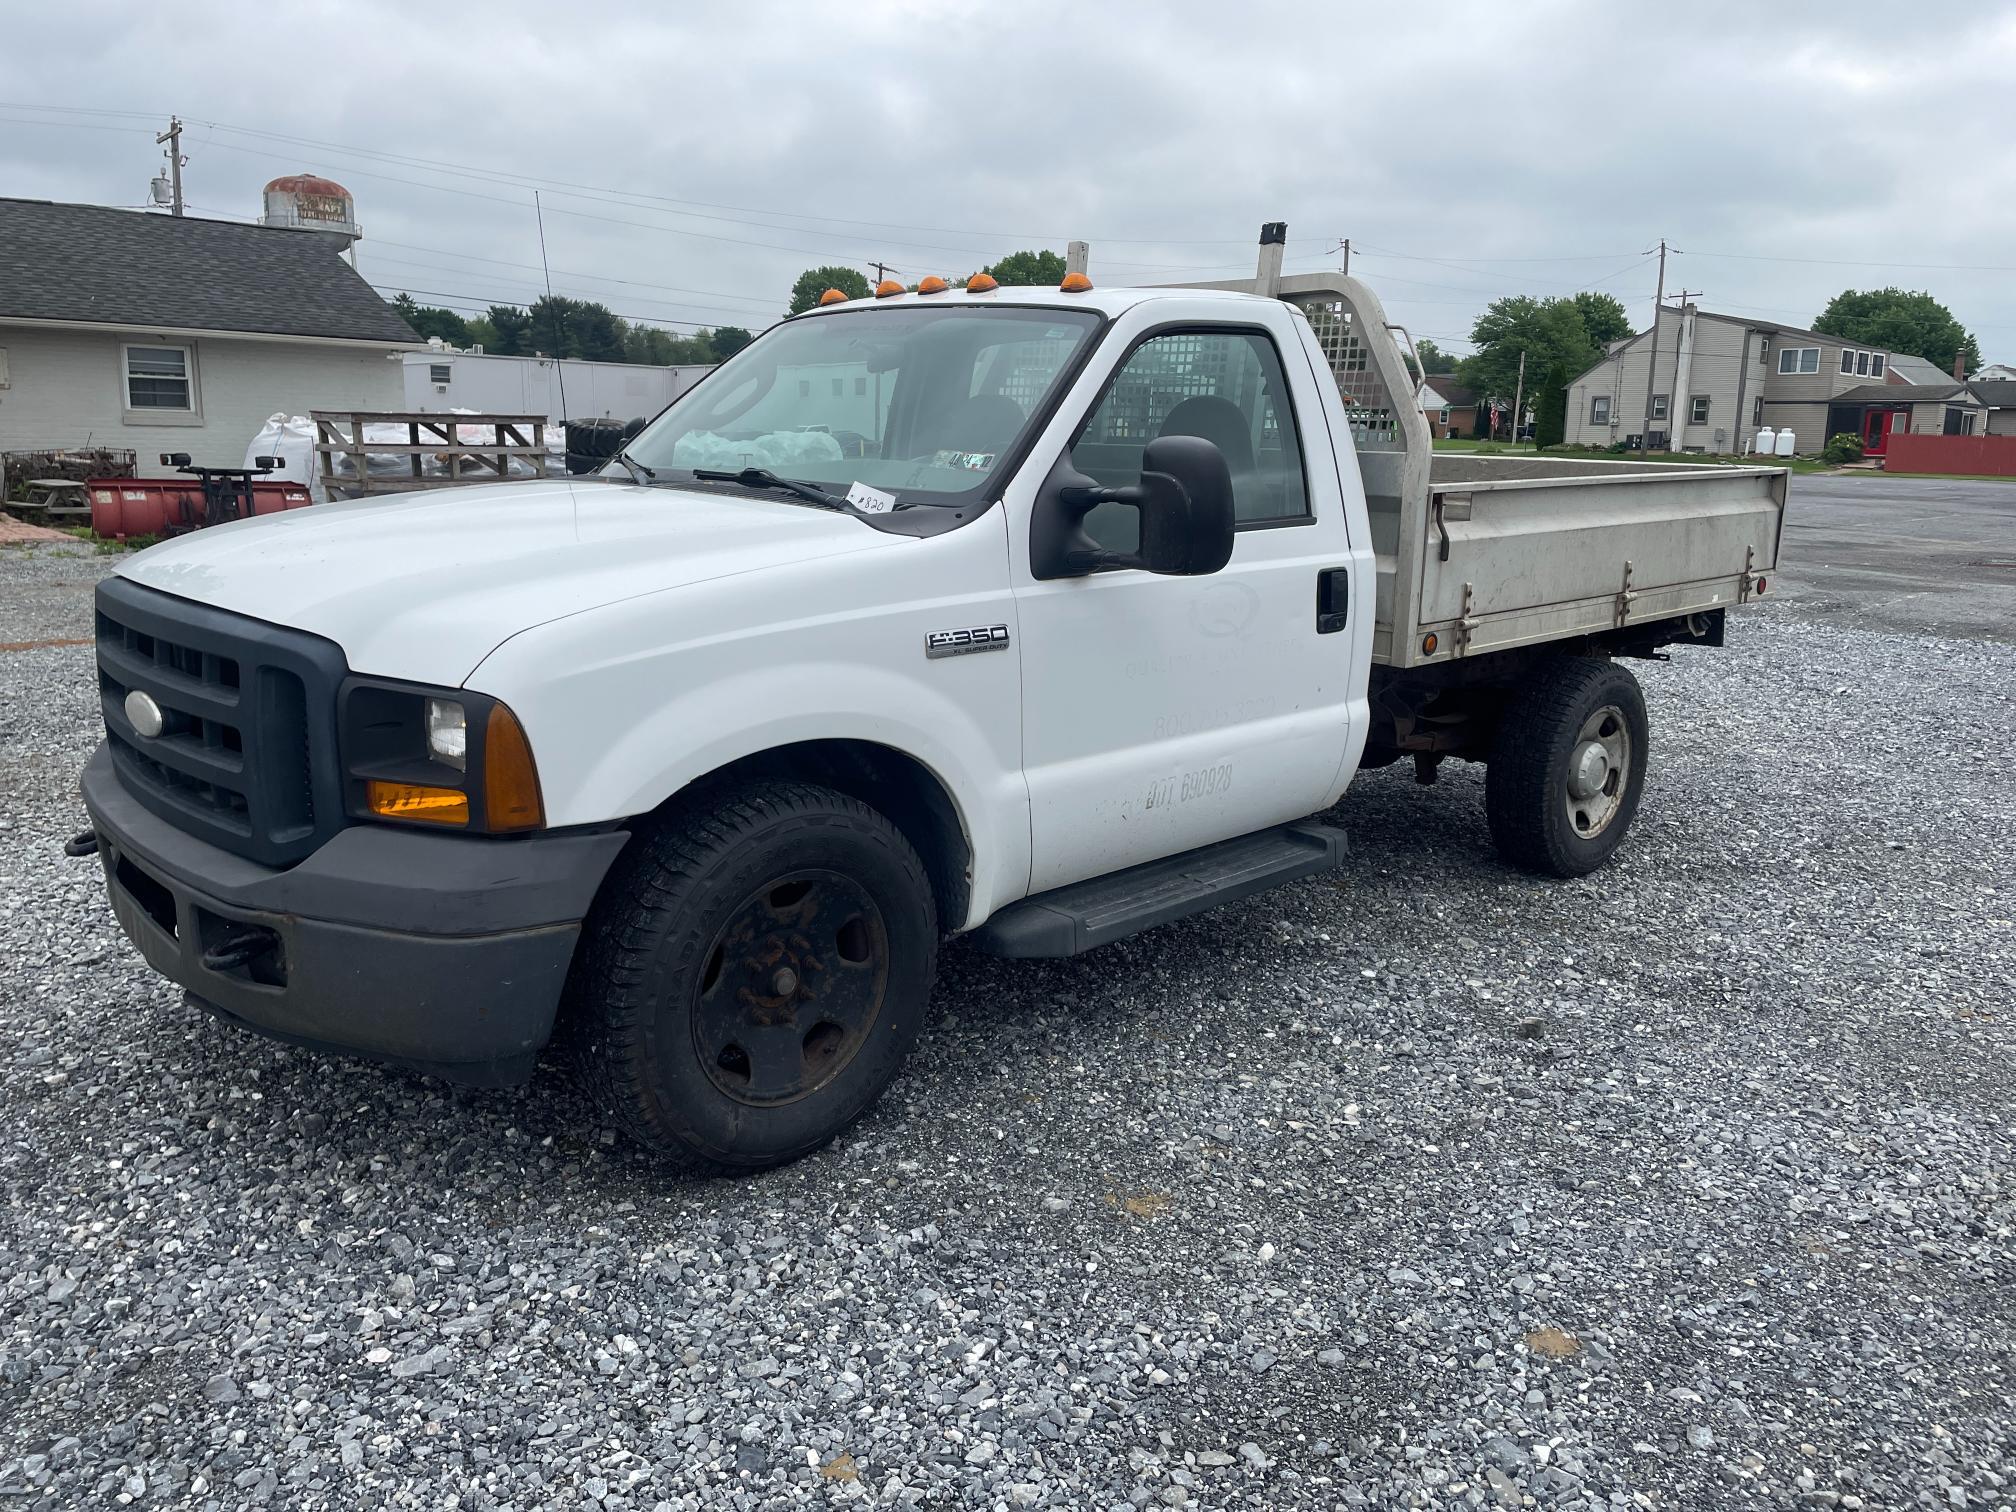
[972,821,1348,959]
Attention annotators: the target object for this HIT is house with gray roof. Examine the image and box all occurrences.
[1560,302,1984,457]
[0,199,420,474]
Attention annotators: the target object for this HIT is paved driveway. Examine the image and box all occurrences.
[1778,474,2016,641]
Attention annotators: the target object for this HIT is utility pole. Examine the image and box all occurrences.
[1663,288,1702,451]
[870,260,898,286]
[1338,238,1350,276]
[1638,239,1675,450]
[155,116,184,216]
[1511,350,1527,448]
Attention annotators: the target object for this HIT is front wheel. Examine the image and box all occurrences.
[567,781,937,1172]
[1486,658,1649,877]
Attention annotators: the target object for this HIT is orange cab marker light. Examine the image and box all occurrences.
[1421,632,1439,655]
[817,287,850,306]
[1059,271,1093,292]
[874,279,904,298]
[966,273,999,293]
[916,275,949,295]
[367,780,468,826]
[484,703,545,831]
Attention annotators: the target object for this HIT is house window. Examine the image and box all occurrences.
[831,377,843,396]
[798,379,811,397]
[1856,352,1871,376]
[1841,350,1856,375]
[124,344,193,410]
[1439,407,1451,425]
[429,362,452,385]
[1752,396,1765,426]
[1590,394,1612,425]
[1690,395,1711,424]
[854,376,866,395]
[1872,354,1885,377]
[1778,346,1820,375]
[1651,394,1669,421]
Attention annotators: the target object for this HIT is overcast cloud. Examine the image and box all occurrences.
[4,0,2013,359]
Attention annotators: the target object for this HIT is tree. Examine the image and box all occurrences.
[789,265,872,315]
[463,315,499,351]
[709,326,754,360]
[524,296,626,362]
[1532,364,1569,450]
[1569,292,1632,348]
[390,293,471,347]
[1812,287,1981,376]
[985,249,1069,287]
[1457,295,1600,407]
[1415,338,1458,375]
[483,304,533,356]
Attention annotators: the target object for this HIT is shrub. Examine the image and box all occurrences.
[1822,432,1865,465]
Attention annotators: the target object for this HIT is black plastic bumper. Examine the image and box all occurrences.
[80,744,630,1086]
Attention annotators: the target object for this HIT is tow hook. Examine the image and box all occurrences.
[201,928,280,974]
[63,829,100,858]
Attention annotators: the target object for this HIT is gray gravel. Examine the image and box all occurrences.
[1,536,2011,1510]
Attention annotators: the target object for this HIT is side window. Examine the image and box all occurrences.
[1068,329,1310,553]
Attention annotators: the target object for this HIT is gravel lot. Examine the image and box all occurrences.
[1,533,2011,1511]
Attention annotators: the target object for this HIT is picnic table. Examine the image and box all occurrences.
[20,479,90,519]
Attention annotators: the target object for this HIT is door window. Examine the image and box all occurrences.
[1069,329,1309,552]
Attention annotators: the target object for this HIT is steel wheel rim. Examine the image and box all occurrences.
[691,869,890,1108]
[1563,704,1631,839]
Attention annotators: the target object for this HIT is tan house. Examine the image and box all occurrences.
[1561,304,1972,456]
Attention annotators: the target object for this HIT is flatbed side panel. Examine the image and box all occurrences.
[1413,471,1785,661]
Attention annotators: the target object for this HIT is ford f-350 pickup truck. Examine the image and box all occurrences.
[76,236,1786,1171]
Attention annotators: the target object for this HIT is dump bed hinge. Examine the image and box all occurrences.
[1738,544,1756,604]
[1614,559,1636,627]
[1455,581,1478,657]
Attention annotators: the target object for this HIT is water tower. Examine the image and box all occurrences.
[260,174,361,261]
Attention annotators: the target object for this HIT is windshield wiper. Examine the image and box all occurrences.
[691,467,852,513]
[610,449,656,486]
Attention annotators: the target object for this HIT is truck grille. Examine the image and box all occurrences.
[95,577,348,868]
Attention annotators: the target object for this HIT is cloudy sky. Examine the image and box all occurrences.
[4,0,2013,360]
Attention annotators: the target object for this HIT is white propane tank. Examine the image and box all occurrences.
[1755,427,1775,456]
[1773,428,1796,457]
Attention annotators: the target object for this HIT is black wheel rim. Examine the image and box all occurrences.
[691,869,890,1107]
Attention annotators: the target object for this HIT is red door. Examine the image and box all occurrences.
[1862,409,1900,456]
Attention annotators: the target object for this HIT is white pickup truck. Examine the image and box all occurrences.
[78,232,1787,1170]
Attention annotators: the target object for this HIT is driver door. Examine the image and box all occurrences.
[1010,304,1361,894]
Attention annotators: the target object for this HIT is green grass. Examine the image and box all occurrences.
[1432,438,1837,473]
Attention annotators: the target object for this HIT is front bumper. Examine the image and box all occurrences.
[81,743,630,1086]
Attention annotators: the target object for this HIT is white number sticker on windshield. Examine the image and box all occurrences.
[929,450,996,472]
[845,481,898,514]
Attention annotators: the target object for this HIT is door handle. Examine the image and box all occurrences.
[1317,568,1349,634]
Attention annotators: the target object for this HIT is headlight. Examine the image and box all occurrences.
[425,698,467,770]
[338,680,544,833]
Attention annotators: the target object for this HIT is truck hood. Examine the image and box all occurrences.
[117,479,904,683]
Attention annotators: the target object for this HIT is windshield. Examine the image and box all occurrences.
[620,304,1102,505]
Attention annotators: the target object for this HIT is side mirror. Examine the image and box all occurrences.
[1031,433,1236,580]
[1133,434,1235,576]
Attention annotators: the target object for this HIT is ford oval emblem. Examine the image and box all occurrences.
[124,690,165,738]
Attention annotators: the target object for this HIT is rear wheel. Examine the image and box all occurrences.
[1486,658,1649,877]
[568,781,936,1172]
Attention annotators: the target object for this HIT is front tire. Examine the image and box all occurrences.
[1486,657,1649,877]
[568,781,937,1172]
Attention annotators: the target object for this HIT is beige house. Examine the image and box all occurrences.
[1561,305,1973,455]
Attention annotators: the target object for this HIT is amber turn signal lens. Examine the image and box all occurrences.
[966,273,999,293]
[483,703,545,831]
[817,287,850,306]
[915,275,949,295]
[1059,271,1093,292]
[367,781,468,826]
[1421,632,1439,655]
[874,279,904,298]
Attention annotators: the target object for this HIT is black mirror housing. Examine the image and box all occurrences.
[1134,434,1234,576]
[1030,434,1236,580]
